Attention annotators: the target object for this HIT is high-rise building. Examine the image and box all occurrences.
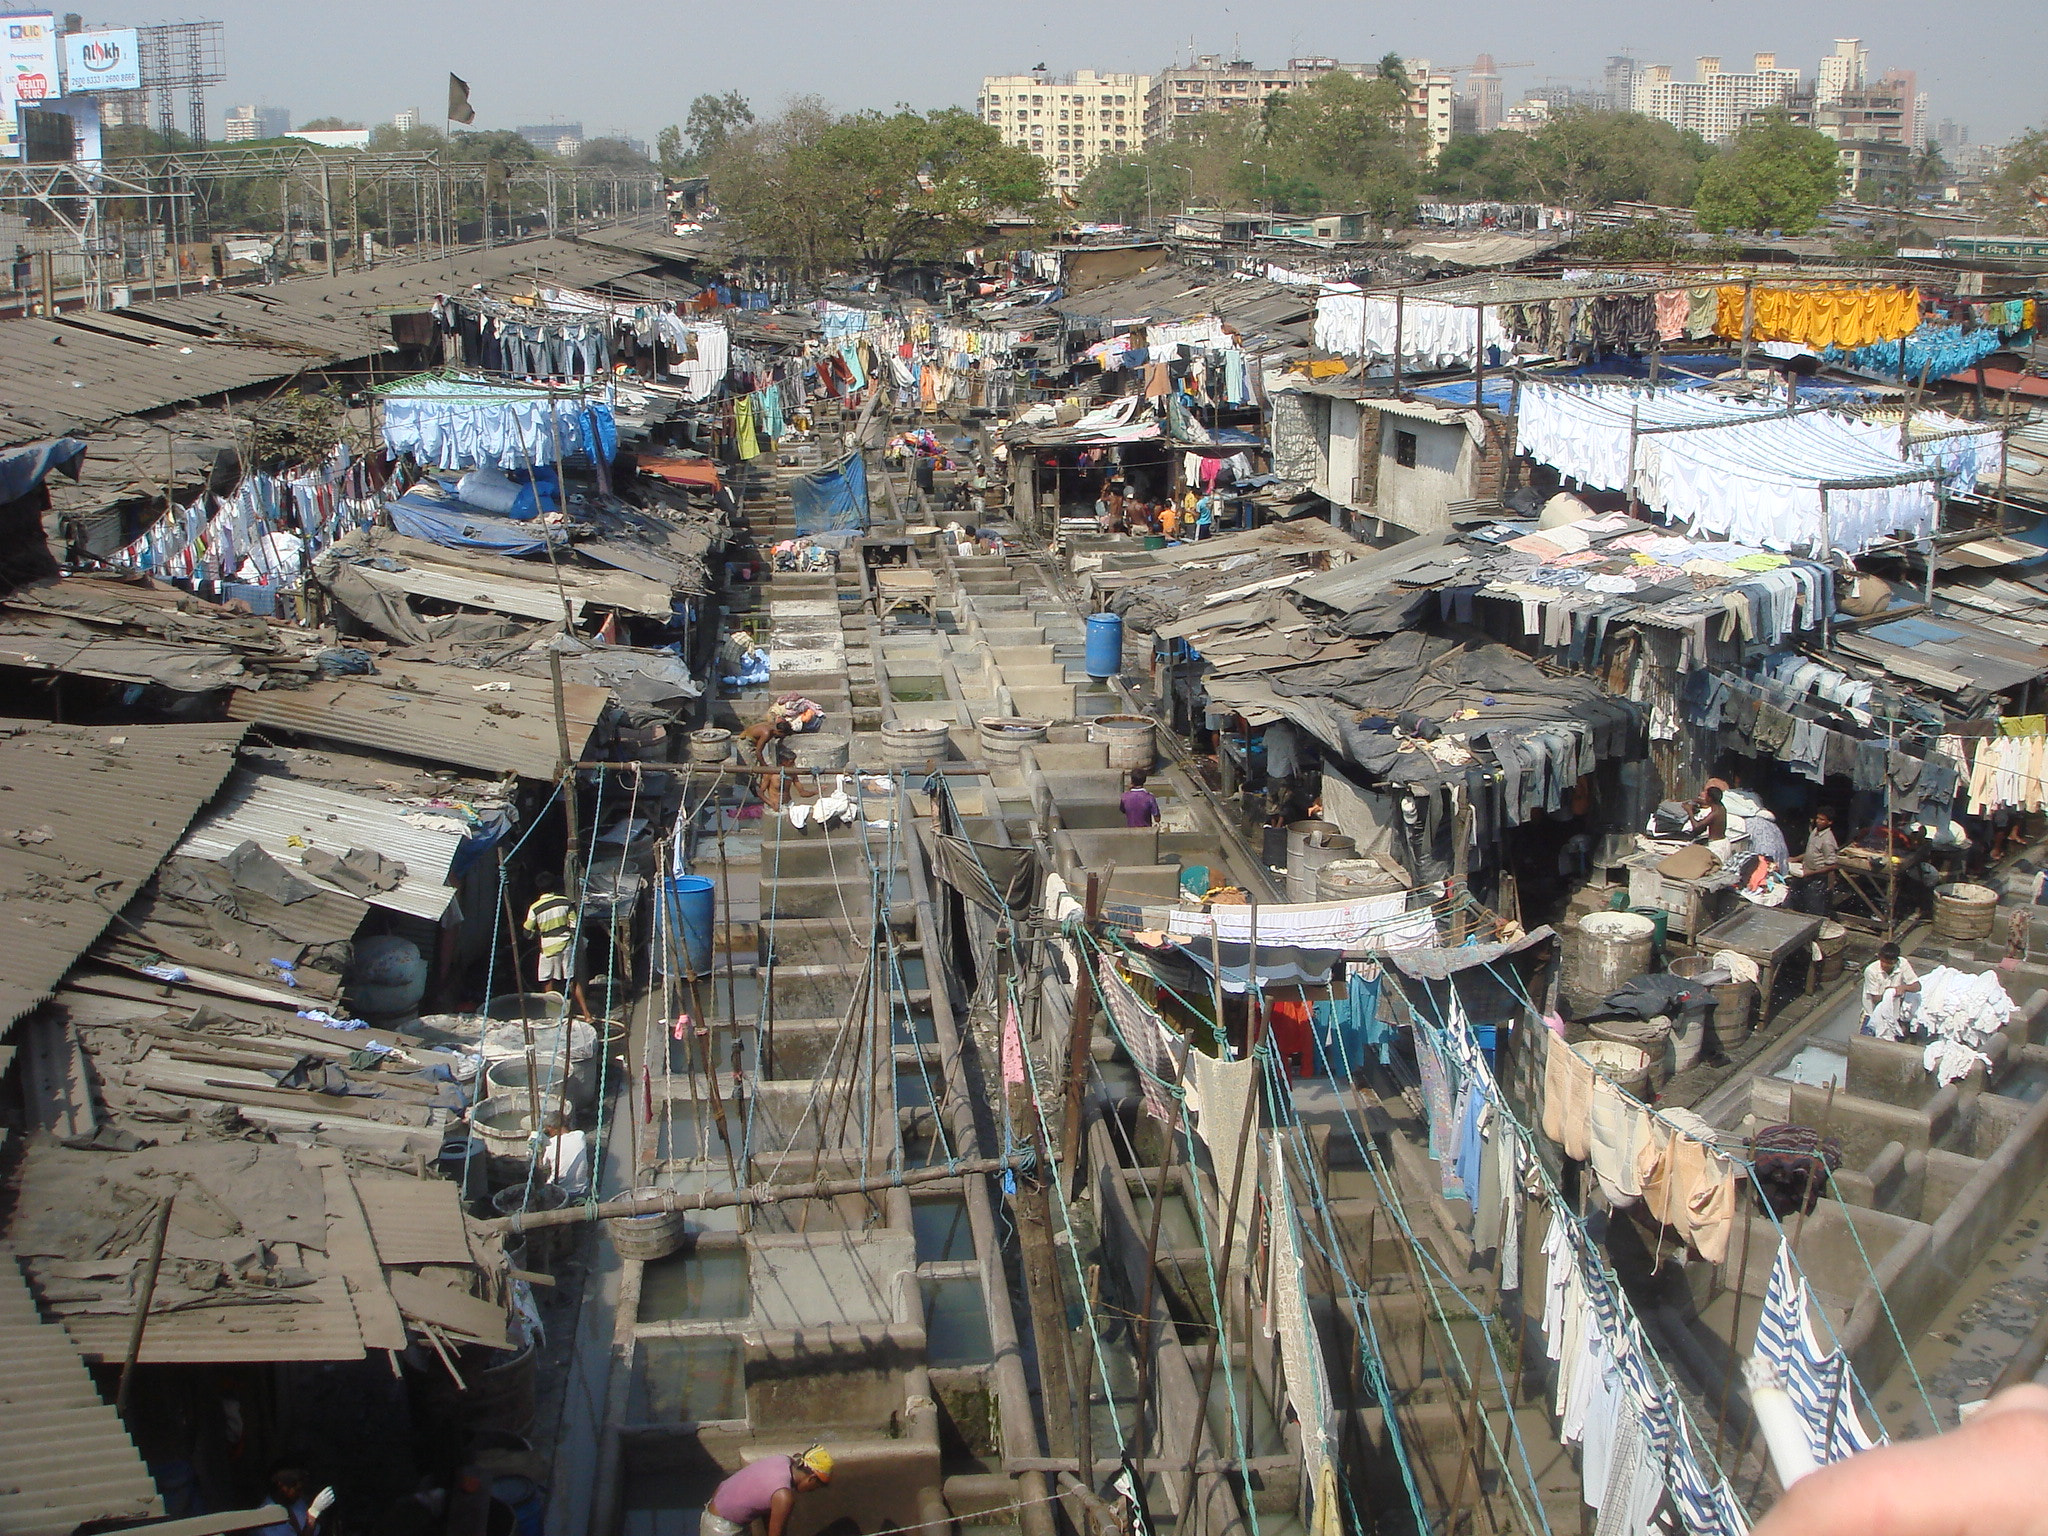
[1140,56,1453,162]
[1465,53,1506,134]
[1632,53,1800,143]
[223,104,290,142]
[516,123,584,156]
[1603,55,1640,113]
[980,70,1147,195]
[1816,38,1867,106]
[393,108,417,133]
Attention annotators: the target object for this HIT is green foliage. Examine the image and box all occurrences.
[576,137,654,170]
[1693,114,1842,233]
[1520,109,1714,208]
[367,122,447,152]
[1566,218,1691,261]
[656,124,687,179]
[1429,132,1539,201]
[685,91,754,163]
[297,116,364,132]
[1259,70,1424,220]
[446,128,543,165]
[712,101,1046,277]
[1987,128,2048,233]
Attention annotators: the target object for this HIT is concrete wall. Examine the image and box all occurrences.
[1373,415,1472,536]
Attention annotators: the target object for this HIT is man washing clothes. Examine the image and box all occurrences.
[700,1446,834,1536]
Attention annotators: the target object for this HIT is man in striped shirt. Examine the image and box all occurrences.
[524,872,589,1016]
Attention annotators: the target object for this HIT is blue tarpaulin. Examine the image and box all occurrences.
[791,451,869,535]
[385,487,561,554]
[0,437,85,503]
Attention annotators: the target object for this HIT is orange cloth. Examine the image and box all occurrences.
[1635,1108,1738,1262]
[1714,284,1920,349]
[1540,1030,1594,1162]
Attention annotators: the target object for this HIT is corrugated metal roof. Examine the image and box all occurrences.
[58,1275,367,1365]
[0,317,312,444]
[1,239,659,448]
[0,721,246,1033]
[322,529,680,618]
[227,659,607,779]
[176,768,465,921]
[0,1255,161,1536]
[355,1175,474,1265]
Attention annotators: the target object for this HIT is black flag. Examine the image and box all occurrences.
[447,73,476,125]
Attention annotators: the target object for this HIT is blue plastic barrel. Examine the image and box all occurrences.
[1085,611,1124,679]
[662,874,716,976]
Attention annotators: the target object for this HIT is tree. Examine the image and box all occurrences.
[1985,128,2048,232]
[577,137,654,170]
[656,123,687,178]
[297,116,364,131]
[368,122,446,152]
[1429,131,1540,201]
[447,128,544,164]
[1259,69,1424,221]
[713,101,1045,278]
[1519,109,1713,209]
[685,91,754,163]
[1693,114,1842,233]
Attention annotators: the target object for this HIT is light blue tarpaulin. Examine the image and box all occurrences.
[791,451,869,535]
[385,487,561,554]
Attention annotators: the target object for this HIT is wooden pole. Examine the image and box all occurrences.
[1059,872,1104,1177]
[115,1194,176,1416]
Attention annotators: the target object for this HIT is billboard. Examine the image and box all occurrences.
[0,12,59,159]
[62,28,140,93]
[21,92,100,164]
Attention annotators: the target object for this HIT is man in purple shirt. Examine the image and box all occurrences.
[702,1446,833,1536]
[1121,771,1161,828]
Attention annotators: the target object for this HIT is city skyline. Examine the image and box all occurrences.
[162,0,2038,149]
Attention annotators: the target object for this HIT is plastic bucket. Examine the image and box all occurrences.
[1089,714,1156,772]
[1085,611,1125,679]
[882,719,952,769]
[662,874,716,976]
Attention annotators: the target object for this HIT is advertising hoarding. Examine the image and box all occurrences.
[0,12,59,159]
[62,28,141,93]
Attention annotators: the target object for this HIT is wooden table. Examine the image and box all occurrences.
[1693,904,1825,1026]
[874,567,938,628]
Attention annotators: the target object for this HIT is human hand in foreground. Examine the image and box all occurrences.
[1754,1383,2048,1536]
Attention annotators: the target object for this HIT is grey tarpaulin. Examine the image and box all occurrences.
[1382,926,1556,979]
[1174,935,1338,994]
[932,834,1034,914]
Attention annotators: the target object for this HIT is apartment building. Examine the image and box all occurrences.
[1629,53,1801,143]
[1816,38,1868,106]
[979,70,1147,194]
[1143,55,1454,160]
[223,105,290,142]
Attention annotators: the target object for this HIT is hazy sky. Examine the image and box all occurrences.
[175,0,2042,146]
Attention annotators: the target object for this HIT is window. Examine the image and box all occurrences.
[1393,430,1418,469]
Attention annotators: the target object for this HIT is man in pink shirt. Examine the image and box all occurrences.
[702,1446,833,1536]
[1121,771,1161,828]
